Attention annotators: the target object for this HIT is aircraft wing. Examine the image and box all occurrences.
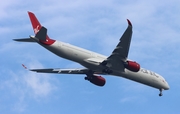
[13,38,36,42]
[101,19,133,71]
[30,68,105,74]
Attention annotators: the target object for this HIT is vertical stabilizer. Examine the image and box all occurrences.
[28,11,55,45]
[28,11,42,35]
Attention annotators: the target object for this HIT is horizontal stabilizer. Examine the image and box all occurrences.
[13,38,36,42]
[35,26,47,41]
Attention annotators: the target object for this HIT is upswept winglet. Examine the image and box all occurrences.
[22,64,27,69]
[127,19,132,26]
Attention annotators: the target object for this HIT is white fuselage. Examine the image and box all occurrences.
[40,40,169,90]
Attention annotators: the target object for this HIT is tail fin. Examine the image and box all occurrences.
[28,11,55,45]
[28,11,42,35]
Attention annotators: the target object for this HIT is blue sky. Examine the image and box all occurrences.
[0,0,180,113]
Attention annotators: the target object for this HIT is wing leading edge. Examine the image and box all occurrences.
[29,68,105,75]
[30,68,89,74]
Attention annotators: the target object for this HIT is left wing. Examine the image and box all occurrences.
[30,68,105,75]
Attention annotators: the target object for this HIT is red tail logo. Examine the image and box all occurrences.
[34,25,40,34]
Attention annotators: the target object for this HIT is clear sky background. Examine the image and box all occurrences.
[0,0,180,114]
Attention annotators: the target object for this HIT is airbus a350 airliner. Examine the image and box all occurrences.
[14,12,169,96]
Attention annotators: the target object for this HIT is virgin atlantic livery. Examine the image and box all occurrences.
[14,12,169,96]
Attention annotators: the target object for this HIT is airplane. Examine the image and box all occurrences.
[14,11,169,96]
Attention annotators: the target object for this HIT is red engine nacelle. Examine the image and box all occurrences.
[124,60,140,72]
[86,74,106,86]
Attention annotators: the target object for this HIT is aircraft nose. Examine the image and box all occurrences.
[164,82,170,90]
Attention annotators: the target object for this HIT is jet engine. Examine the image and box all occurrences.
[124,60,140,72]
[85,74,106,86]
